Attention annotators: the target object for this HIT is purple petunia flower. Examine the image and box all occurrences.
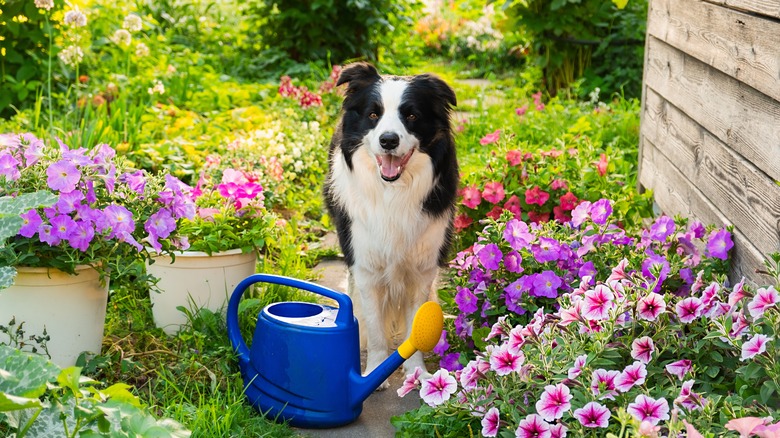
[455,286,479,314]
[504,250,524,274]
[433,330,449,355]
[19,209,42,238]
[578,261,597,281]
[504,219,535,250]
[649,215,676,242]
[55,190,85,214]
[641,252,670,291]
[103,204,135,238]
[50,214,76,240]
[0,151,21,181]
[531,270,561,298]
[705,228,733,260]
[627,395,670,426]
[23,137,45,167]
[439,352,462,371]
[454,314,473,338]
[37,224,60,246]
[477,243,503,271]
[532,237,561,263]
[46,159,81,193]
[68,220,95,252]
[571,201,591,227]
[589,199,612,225]
[120,170,147,194]
[145,208,176,251]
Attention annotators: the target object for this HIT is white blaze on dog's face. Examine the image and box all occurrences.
[365,80,420,182]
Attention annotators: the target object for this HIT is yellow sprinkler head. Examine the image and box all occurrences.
[398,301,444,359]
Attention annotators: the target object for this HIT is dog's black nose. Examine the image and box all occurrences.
[379,132,399,150]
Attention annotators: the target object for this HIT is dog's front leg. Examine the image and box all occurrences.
[351,269,391,390]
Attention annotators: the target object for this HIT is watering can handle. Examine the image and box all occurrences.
[226,273,354,365]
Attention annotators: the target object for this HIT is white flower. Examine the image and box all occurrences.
[134,42,149,57]
[34,0,54,11]
[122,14,143,32]
[58,45,84,67]
[64,8,87,27]
[148,80,165,95]
[111,29,132,47]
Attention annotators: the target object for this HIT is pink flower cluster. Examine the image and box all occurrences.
[278,75,322,108]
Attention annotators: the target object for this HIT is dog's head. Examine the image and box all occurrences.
[336,63,456,182]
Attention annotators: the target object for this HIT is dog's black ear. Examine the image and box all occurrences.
[337,62,381,93]
[412,73,457,108]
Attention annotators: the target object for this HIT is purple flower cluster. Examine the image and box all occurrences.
[1,134,194,260]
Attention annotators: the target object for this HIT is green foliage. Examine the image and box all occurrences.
[505,0,647,97]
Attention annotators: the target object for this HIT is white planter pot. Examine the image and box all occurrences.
[0,265,108,368]
[147,249,256,335]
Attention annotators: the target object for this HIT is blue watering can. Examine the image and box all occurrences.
[226,274,443,428]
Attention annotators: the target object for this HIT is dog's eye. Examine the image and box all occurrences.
[369,112,378,120]
[406,114,417,122]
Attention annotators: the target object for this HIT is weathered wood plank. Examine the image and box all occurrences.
[705,0,780,19]
[641,87,780,257]
[639,138,768,283]
[644,36,780,182]
[649,0,780,102]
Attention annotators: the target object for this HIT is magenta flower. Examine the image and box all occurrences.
[490,344,525,376]
[747,286,779,319]
[705,228,733,260]
[582,285,615,321]
[591,368,619,400]
[631,336,655,364]
[571,201,591,227]
[675,379,707,411]
[482,181,505,204]
[478,243,503,271]
[504,219,535,249]
[568,354,587,379]
[636,293,666,321]
[525,186,550,206]
[461,185,482,209]
[741,333,772,361]
[504,250,524,274]
[535,383,572,422]
[397,367,423,397]
[507,326,526,355]
[19,209,42,238]
[459,360,482,390]
[627,394,670,426]
[481,407,500,437]
[589,199,612,225]
[480,129,501,145]
[46,159,81,193]
[549,424,567,438]
[641,252,670,290]
[559,300,584,327]
[433,330,449,355]
[23,138,44,166]
[676,297,704,323]
[728,277,747,307]
[515,414,551,438]
[120,170,147,194]
[455,286,478,314]
[419,369,457,406]
[144,208,176,251]
[515,105,528,116]
[573,401,610,428]
[649,215,676,242]
[615,361,647,392]
[0,151,21,180]
[665,359,692,380]
[531,270,561,299]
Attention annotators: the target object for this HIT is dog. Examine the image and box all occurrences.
[323,63,458,385]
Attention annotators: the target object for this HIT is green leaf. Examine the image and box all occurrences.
[102,383,142,408]
[471,326,490,350]
[0,345,60,398]
[0,266,17,289]
[0,191,58,216]
[57,366,84,395]
[612,0,629,9]
[760,380,777,404]
[0,392,43,412]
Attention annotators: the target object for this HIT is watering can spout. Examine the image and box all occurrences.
[349,301,444,408]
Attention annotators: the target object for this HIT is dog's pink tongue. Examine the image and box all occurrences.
[378,154,402,179]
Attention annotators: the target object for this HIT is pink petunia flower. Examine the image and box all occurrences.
[582,285,615,321]
[675,379,708,411]
[728,277,747,308]
[573,401,610,428]
[596,153,608,176]
[485,315,508,341]
[461,185,482,209]
[549,424,568,438]
[607,258,630,282]
[747,286,779,319]
[615,361,647,392]
[525,186,550,206]
[515,414,551,438]
[459,360,482,390]
[46,159,81,193]
[631,336,655,364]
[483,181,506,204]
[507,326,526,355]
[683,420,706,438]
[397,367,423,397]
[571,201,591,227]
[665,359,692,380]
[490,344,525,376]
[419,369,457,406]
[627,394,670,426]
[637,293,666,321]
[535,383,572,422]
[480,129,501,145]
[453,213,473,231]
[558,300,585,327]
[741,333,772,361]
[481,407,500,437]
[676,297,704,323]
[725,416,766,438]
[591,368,619,400]
[567,354,587,379]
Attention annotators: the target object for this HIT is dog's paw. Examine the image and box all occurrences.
[375,379,391,391]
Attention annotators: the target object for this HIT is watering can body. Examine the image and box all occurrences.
[226,274,406,428]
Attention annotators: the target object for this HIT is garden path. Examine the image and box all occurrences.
[299,235,422,438]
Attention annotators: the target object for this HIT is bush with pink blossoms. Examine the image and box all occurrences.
[0,133,194,287]
[394,204,780,436]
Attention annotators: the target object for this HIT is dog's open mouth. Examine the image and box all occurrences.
[376,149,414,182]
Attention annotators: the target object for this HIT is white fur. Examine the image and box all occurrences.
[328,80,450,384]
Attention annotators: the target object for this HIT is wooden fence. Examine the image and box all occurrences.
[638,0,780,283]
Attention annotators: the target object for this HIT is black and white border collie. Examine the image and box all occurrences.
[324,63,458,384]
